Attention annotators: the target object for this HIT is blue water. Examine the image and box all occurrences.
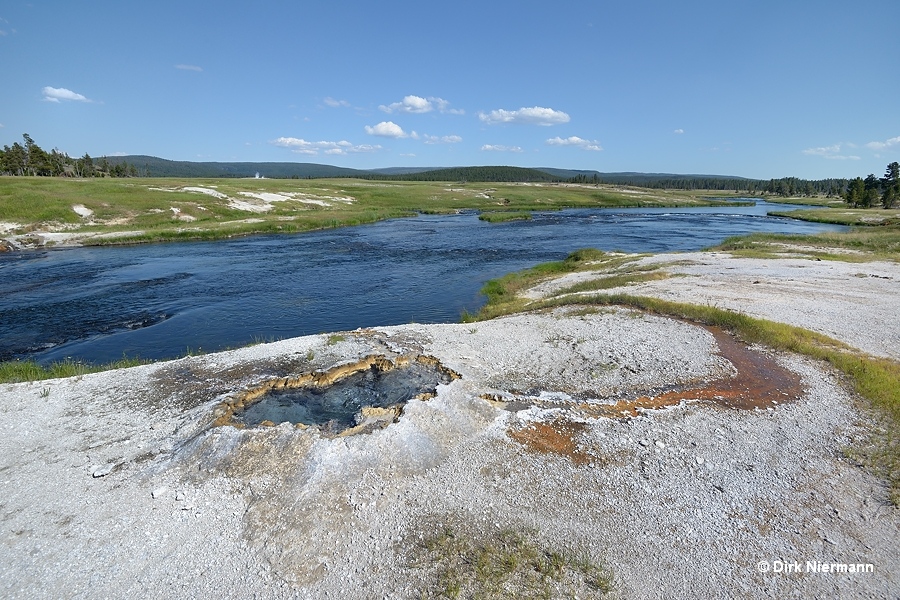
[0,202,846,364]
[235,360,453,431]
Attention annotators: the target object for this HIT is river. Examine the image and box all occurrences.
[0,202,846,364]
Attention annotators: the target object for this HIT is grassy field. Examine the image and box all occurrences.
[762,196,846,207]
[0,177,749,247]
[713,225,900,262]
[770,207,900,226]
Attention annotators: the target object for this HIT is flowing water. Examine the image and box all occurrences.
[0,202,845,364]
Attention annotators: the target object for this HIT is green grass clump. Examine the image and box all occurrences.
[481,248,609,305]
[554,271,670,295]
[0,356,149,383]
[478,211,532,223]
[326,334,346,345]
[468,248,646,320]
[417,527,612,599]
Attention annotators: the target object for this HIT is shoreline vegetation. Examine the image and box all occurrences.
[0,175,819,250]
[477,210,533,223]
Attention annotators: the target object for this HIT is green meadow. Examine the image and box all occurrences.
[0,177,747,246]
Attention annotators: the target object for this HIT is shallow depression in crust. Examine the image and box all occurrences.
[229,357,458,434]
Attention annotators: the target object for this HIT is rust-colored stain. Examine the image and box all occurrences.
[579,396,685,419]
[508,420,591,465]
[582,326,805,418]
[507,326,805,460]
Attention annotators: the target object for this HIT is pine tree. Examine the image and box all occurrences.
[844,177,866,207]
[881,162,900,209]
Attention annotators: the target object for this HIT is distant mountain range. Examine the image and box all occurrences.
[101,155,756,185]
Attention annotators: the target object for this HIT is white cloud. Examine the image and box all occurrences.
[802,143,860,160]
[381,95,432,114]
[478,106,570,126]
[42,86,91,103]
[803,144,840,156]
[323,97,351,108]
[175,64,202,72]
[364,121,409,138]
[379,95,463,115]
[423,134,463,144]
[430,97,465,115]
[481,144,523,153]
[546,136,602,151]
[271,137,381,156]
[674,128,684,134]
[866,136,900,151]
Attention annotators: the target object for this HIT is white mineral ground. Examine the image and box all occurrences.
[71,204,94,218]
[0,250,898,598]
[0,187,358,250]
[524,252,900,361]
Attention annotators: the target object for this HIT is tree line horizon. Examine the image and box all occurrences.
[0,133,896,206]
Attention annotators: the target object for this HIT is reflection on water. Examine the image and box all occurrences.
[0,203,845,364]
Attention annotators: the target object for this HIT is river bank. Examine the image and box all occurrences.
[2,204,845,366]
[0,246,897,598]
[0,177,751,250]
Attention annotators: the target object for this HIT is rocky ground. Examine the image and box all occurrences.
[0,251,898,599]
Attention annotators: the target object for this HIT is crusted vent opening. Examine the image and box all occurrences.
[213,355,459,436]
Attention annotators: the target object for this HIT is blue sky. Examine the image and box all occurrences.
[1,0,898,180]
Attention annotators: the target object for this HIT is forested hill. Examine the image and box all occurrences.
[103,159,557,182]
[360,166,558,182]
[101,157,842,194]
[538,168,749,187]
[537,168,846,196]
[97,158,566,181]
[103,155,368,178]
